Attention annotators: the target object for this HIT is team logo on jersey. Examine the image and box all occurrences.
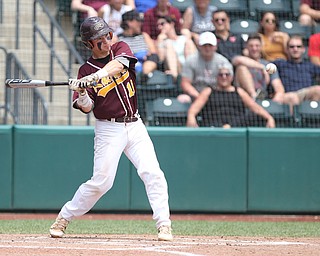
[95,69,134,97]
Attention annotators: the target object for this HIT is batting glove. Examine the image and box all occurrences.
[79,73,99,88]
[69,78,82,91]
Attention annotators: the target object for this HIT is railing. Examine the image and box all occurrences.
[1,46,48,125]
[33,0,88,125]
[0,0,3,24]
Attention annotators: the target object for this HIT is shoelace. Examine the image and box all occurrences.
[159,226,171,234]
[52,218,68,230]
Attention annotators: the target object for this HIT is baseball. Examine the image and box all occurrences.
[265,63,277,74]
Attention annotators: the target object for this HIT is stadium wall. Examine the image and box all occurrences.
[1,125,320,213]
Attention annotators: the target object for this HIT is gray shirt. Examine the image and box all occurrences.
[191,5,217,34]
[181,51,231,92]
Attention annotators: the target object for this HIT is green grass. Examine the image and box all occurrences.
[1,219,320,237]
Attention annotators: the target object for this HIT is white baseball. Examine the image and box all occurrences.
[265,63,277,74]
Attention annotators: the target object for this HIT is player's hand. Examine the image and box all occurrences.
[79,73,99,88]
[68,79,86,93]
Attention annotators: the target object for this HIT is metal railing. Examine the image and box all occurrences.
[1,46,48,125]
[4,0,90,125]
[33,0,87,125]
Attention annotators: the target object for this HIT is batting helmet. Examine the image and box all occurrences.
[80,17,113,49]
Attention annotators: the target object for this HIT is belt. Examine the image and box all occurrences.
[107,117,138,123]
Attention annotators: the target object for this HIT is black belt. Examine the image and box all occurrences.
[107,117,138,123]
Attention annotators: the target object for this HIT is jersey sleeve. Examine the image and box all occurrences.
[112,41,138,64]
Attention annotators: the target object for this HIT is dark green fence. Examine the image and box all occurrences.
[1,125,320,213]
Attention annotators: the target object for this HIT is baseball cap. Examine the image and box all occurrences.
[122,10,142,23]
[198,32,217,46]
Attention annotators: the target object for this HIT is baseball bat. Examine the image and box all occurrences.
[5,79,69,88]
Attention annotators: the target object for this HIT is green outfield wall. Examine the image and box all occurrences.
[0,125,12,209]
[1,125,320,213]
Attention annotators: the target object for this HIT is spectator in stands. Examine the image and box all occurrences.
[299,0,320,26]
[98,0,133,35]
[134,0,157,15]
[180,31,231,102]
[71,0,109,18]
[233,33,285,102]
[186,63,275,128]
[142,0,182,40]
[212,9,245,62]
[118,10,159,76]
[274,35,320,105]
[181,0,217,46]
[308,33,320,66]
[156,16,197,80]
[258,12,289,61]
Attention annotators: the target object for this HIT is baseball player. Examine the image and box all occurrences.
[49,17,173,241]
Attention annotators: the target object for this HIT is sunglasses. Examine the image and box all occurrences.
[265,19,276,24]
[218,73,231,77]
[214,18,226,23]
[289,45,303,49]
[157,21,167,26]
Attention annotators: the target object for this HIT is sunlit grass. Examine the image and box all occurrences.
[1,219,320,237]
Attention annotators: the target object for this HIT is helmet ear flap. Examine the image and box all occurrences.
[82,40,94,49]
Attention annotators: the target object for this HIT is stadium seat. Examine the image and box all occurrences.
[211,0,249,19]
[171,0,193,14]
[137,71,178,122]
[247,99,294,127]
[303,46,309,61]
[279,20,312,40]
[248,0,292,20]
[291,0,300,19]
[313,25,320,34]
[145,97,190,126]
[295,100,320,128]
[230,19,259,41]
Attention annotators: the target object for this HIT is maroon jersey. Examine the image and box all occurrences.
[73,41,138,120]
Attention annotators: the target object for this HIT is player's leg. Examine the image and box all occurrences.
[124,119,172,241]
[50,120,127,237]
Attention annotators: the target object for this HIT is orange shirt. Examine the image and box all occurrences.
[259,33,287,61]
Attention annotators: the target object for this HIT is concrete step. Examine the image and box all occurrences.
[1,0,83,126]
[0,36,71,50]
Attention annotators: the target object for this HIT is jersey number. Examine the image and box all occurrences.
[126,79,135,97]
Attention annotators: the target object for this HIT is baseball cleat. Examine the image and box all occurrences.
[49,214,69,238]
[157,225,173,241]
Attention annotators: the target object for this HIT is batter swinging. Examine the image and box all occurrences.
[49,16,173,241]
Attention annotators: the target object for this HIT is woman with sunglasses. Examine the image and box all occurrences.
[156,16,197,80]
[258,12,289,61]
[186,63,275,128]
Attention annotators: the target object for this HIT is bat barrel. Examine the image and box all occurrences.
[5,79,69,88]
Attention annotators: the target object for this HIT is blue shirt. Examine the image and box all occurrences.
[135,0,157,13]
[274,59,320,92]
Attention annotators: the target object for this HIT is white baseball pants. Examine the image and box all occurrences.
[60,118,171,229]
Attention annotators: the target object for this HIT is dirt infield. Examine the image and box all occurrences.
[0,213,319,256]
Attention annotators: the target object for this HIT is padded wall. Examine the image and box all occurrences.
[248,128,320,212]
[130,128,248,212]
[13,125,130,210]
[0,125,13,209]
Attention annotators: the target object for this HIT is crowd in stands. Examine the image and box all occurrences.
[67,0,320,128]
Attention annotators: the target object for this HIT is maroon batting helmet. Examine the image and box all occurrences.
[80,17,113,49]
